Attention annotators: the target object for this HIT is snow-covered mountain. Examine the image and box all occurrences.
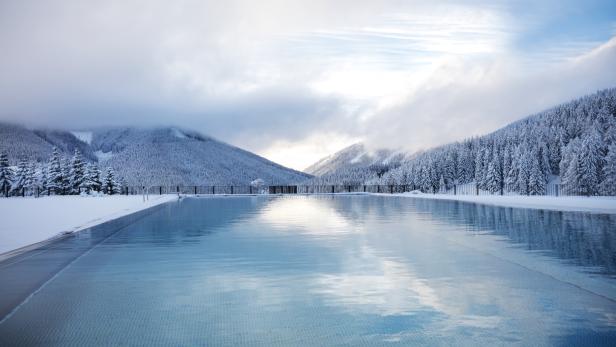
[0,123,311,185]
[305,143,407,184]
[308,88,616,196]
[0,123,97,163]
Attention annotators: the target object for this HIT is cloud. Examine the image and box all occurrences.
[0,0,615,169]
[361,36,616,152]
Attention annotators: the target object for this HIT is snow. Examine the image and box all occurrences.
[387,192,616,214]
[171,128,187,139]
[0,195,177,256]
[94,150,113,162]
[70,131,93,144]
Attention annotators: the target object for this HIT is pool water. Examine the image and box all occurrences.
[1,195,615,346]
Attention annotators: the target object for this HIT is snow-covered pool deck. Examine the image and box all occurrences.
[377,192,616,214]
[0,195,177,256]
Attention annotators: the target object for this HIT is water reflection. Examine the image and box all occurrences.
[0,195,615,346]
[402,198,616,276]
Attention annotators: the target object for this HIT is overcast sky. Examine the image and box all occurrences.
[1,0,616,170]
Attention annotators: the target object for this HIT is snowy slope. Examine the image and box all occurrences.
[0,195,176,256]
[89,127,311,185]
[0,123,311,185]
[0,123,96,162]
[304,143,406,184]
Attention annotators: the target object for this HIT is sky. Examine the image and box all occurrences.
[0,0,615,170]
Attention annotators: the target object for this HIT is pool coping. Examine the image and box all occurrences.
[0,197,178,263]
[0,198,179,322]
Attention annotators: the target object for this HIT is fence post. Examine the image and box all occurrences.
[212,186,215,194]
[331,185,334,194]
[22,188,25,197]
[476,184,479,196]
[454,184,457,195]
[250,186,253,194]
[390,185,393,194]
[231,186,234,194]
[159,186,162,195]
[377,185,380,193]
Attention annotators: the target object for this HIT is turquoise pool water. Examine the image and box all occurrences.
[0,195,615,346]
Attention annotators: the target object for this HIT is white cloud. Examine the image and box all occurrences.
[0,0,614,169]
[361,36,616,152]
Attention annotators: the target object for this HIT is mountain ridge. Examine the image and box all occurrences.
[0,123,311,185]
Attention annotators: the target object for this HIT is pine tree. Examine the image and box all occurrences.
[39,164,48,193]
[0,152,12,197]
[61,157,71,194]
[103,167,120,195]
[485,150,503,194]
[528,153,546,195]
[69,149,86,194]
[11,158,29,195]
[24,162,36,193]
[601,144,616,195]
[83,163,102,193]
[47,147,63,194]
[562,154,581,195]
[517,146,531,195]
[438,175,446,193]
[474,147,485,188]
[578,131,602,196]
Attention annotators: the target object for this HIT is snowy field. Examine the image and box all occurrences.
[388,192,616,214]
[0,195,177,256]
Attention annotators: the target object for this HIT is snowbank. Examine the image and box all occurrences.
[0,195,177,255]
[386,192,616,214]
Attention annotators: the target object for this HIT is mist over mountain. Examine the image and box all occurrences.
[304,143,407,184]
[307,88,616,196]
[0,123,311,186]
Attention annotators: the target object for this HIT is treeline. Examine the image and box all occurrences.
[0,147,124,197]
[373,88,616,196]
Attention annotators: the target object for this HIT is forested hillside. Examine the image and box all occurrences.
[375,88,616,195]
[305,143,407,184]
[0,124,311,188]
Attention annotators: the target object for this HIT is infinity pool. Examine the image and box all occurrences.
[1,195,615,346]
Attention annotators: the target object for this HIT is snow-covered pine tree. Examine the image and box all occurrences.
[103,167,120,195]
[38,163,48,193]
[577,130,602,196]
[0,152,12,197]
[502,143,512,189]
[528,151,546,195]
[562,154,581,195]
[517,145,531,195]
[11,158,29,196]
[474,147,485,189]
[69,149,86,194]
[485,150,502,194]
[438,175,446,193]
[601,144,616,195]
[61,157,71,194]
[456,146,473,183]
[548,131,562,175]
[505,145,520,191]
[83,163,102,193]
[47,147,63,195]
[24,162,37,194]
